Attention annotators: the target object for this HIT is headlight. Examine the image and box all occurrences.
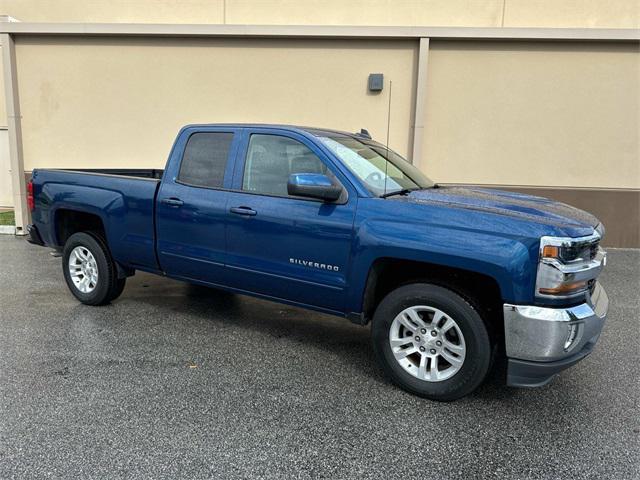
[536,230,606,299]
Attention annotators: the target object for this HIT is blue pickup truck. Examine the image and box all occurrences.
[26,124,609,400]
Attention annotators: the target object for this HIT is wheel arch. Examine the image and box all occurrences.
[54,209,132,279]
[53,208,107,247]
[358,257,505,336]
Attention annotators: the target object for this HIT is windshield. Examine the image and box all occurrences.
[317,135,434,196]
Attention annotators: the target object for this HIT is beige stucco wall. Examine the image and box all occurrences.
[14,35,640,190]
[227,0,640,28]
[0,0,638,28]
[226,0,503,27]
[503,0,640,29]
[16,37,416,170]
[423,41,640,189]
[0,1,226,24]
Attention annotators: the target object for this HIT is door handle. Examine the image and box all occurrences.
[230,206,257,216]
[161,197,184,207]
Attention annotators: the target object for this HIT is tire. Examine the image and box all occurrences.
[371,283,492,401]
[62,232,121,306]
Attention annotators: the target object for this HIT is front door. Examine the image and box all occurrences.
[225,129,357,313]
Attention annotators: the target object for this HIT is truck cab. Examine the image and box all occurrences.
[156,125,360,312]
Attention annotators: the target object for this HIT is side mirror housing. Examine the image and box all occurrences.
[287,173,343,202]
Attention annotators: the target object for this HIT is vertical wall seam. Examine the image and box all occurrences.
[501,0,507,28]
[1,33,27,233]
[411,37,429,170]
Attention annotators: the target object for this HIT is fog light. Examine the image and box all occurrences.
[564,323,580,351]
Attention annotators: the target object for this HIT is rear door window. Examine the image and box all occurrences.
[178,132,234,188]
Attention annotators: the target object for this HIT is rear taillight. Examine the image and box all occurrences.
[27,180,34,211]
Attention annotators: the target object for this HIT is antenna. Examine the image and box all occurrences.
[382,80,392,197]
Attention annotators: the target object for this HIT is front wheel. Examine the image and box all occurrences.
[371,283,492,401]
[62,232,125,305]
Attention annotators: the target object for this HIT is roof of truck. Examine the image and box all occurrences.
[182,123,374,140]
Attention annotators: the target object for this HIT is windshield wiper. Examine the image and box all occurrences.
[379,188,420,199]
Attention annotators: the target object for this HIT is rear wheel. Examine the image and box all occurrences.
[62,232,125,305]
[371,283,492,401]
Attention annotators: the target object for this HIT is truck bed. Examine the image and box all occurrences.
[31,168,162,271]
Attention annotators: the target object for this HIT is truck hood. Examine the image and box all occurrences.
[393,186,599,232]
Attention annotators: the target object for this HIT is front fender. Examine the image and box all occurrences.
[346,219,538,313]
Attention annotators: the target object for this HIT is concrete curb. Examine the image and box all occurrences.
[0,225,16,235]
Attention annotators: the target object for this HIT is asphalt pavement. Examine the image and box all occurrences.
[0,236,638,479]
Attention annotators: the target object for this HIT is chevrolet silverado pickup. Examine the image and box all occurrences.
[26,124,609,401]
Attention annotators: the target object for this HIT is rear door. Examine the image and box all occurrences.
[156,126,241,284]
[224,128,357,313]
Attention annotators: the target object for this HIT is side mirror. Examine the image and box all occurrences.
[287,173,343,202]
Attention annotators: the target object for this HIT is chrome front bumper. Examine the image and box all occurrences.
[503,282,608,386]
